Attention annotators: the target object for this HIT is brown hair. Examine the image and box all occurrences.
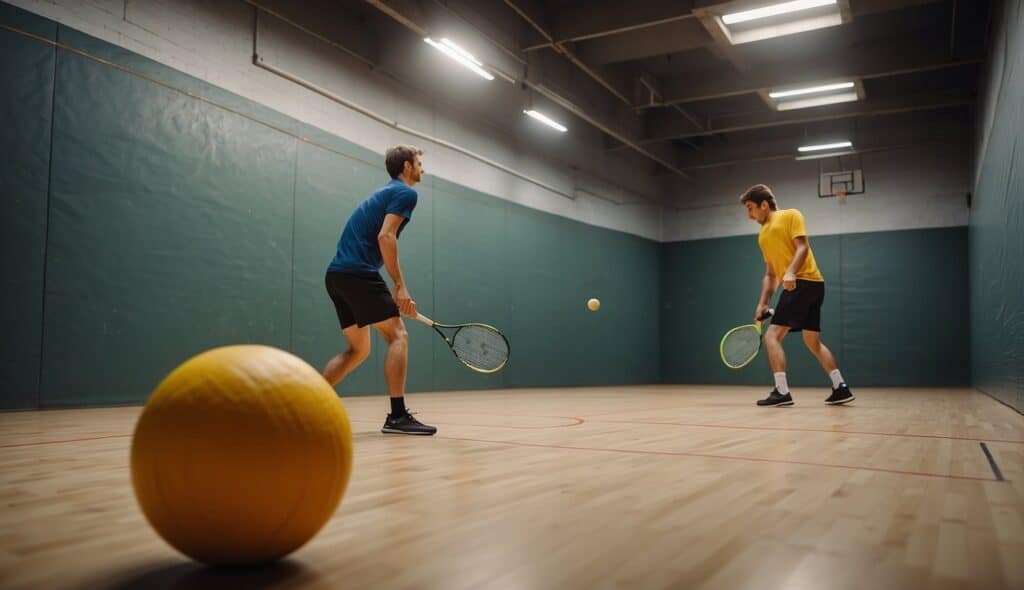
[385,145,423,179]
[739,184,778,211]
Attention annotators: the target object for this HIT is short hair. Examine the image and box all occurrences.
[739,184,778,211]
[385,145,423,179]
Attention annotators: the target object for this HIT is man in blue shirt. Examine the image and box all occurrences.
[323,145,435,435]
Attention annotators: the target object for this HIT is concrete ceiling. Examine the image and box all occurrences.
[249,0,992,200]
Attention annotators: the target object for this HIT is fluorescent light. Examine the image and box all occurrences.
[769,81,855,99]
[440,38,483,66]
[724,13,842,44]
[723,0,837,25]
[424,37,494,81]
[776,91,859,110]
[798,141,852,153]
[795,150,855,161]
[524,110,567,132]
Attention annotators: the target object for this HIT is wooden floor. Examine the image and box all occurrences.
[2,386,1023,590]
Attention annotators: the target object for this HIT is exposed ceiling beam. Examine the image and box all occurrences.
[523,0,697,50]
[366,0,428,36]
[500,0,634,105]
[641,42,982,108]
[669,140,967,173]
[363,0,691,178]
[635,72,708,133]
[672,108,973,169]
[575,18,714,66]
[635,89,975,144]
[498,0,691,177]
[689,7,752,73]
[850,0,941,13]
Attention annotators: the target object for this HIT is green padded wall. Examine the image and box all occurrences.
[291,144,387,398]
[0,5,55,409]
[0,6,659,408]
[970,0,1024,412]
[1,3,977,408]
[42,40,297,406]
[661,227,970,389]
[432,178,661,391]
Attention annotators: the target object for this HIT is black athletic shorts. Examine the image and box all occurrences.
[771,279,825,332]
[325,271,399,329]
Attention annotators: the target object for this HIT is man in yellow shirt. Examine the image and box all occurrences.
[740,184,854,406]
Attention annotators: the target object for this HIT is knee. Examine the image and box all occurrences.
[386,327,409,350]
[350,341,371,363]
[802,334,820,352]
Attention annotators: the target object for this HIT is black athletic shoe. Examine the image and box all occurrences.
[825,383,855,405]
[382,411,437,435]
[757,389,794,407]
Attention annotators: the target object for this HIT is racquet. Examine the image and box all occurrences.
[719,308,774,369]
[414,313,510,373]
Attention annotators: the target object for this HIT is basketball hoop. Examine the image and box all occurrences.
[835,190,848,204]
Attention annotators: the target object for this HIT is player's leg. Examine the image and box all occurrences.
[758,323,794,406]
[323,324,371,386]
[374,316,436,435]
[801,282,854,405]
[803,331,854,404]
[323,272,372,386]
[802,330,836,373]
[764,324,789,373]
[374,316,409,401]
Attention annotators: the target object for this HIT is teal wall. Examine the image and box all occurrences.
[0,6,55,409]
[661,228,971,389]
[1,4,981,409]
[970,0,1024,412]
[0,4,659,408]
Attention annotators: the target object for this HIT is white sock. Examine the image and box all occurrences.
[829,369,845,389]
[773,372,789,395]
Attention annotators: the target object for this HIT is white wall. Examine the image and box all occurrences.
[661,143,972,242]
[10,0,666,239]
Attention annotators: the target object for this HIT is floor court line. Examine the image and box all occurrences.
[6,413,1021,448]
[435,435,1003,482]
[589,418,1024,444]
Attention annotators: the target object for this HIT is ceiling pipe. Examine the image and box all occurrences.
[365,0,690,179]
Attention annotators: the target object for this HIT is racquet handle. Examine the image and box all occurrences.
[758,308,775,321]
[414,313,436,327]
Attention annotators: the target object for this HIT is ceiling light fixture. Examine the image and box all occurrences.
[798,141,853,152]
[424,37,494,81]
[722,0,838,25]
[769,81,855,99]
[776,92,859,110]
[524,109,568,132]
[715,0,844,45]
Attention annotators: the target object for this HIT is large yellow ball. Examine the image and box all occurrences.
[131,345,353,566]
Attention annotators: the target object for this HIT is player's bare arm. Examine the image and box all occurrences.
[378,213,416,317]
[756,261,777,323]
[783,235,809,291]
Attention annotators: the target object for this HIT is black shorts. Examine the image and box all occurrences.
[772,279,825,332]
[324,271,399,329]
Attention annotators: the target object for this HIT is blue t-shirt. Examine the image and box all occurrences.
[327,179,418,273]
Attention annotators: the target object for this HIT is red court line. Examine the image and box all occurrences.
[590,419,1024,444]
[436,435,1001,482]
[0,434,132,449]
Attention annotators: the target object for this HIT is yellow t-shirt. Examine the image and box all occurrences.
[757,209,824,282]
